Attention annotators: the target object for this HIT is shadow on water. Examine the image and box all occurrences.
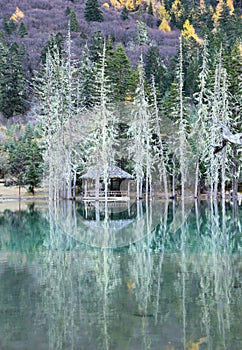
[0,200,241,350]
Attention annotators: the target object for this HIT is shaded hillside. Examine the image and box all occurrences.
[0,0,180,69]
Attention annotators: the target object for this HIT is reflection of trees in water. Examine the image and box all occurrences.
[37,201,136,350]
[0,200,241,349]
[191,200,239,350]
[142,200,242,350]
[34,200,242,350]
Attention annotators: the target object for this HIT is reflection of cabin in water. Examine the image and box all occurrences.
[81,164,133,201]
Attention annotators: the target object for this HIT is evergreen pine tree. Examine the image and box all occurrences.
[65,7,71,16]
[18,21,28,37]
[148,1,154,15]
[70,10,80,32]
[145,46,169,97]
[84,0,104,22]
[5,125,43,195]
[121,6,129,20]
[0,37,27,118]
[106,43,136,102]
[89,31,104,62]
[225,39,242,121]
[135,20,149,45]
[2,18,16,34]
[78,44,97,107]
[40,33,64,64]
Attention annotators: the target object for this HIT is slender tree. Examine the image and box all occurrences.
[177,37,188,199]
[84,41,118,200]
[206,50,231,199]
[40,33,64,65]
[135,20,149,45]
[69,10,80,32]
[128,57,153,200]
[150,77,169,199]
[191,38,210,198]
[35,32,82,200]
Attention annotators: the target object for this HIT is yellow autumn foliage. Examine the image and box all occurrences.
[136,0,142,6]
[171,0,183,19]
[212,0,224,26]
[110,0,124,8]
[157,2,171,21]
[10,7,24,22]
[109,0,144,11]
[186,337,207,350]
[182,19,203,44]
[102,2,110,8]
[226,0,234,14]
[125,0,135,11]
[159,18,171,32]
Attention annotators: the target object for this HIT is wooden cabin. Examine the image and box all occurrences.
[81,164,133,201]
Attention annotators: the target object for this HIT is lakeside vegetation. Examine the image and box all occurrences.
[0,0,241,200]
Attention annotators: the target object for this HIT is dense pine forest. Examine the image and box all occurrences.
[0,0,241,200]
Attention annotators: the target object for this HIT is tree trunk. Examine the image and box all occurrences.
[172,157,176,199]
[18,179,21,200]
[194,157,199,198]
[72,169,76,200]
[67,152,72,200]
[221,148,226,199]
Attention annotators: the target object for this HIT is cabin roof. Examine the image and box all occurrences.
[81,164,133,179]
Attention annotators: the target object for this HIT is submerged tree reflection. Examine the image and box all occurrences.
[0,200,241,349]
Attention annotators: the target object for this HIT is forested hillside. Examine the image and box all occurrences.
[0,0,241,118]
[0,0,241,199]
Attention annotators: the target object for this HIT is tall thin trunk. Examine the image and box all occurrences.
[213,157,219,199]
[172,157,176,199]
[151,77,168,199]
[194,157,199,198]
[232,147,238,202]
[72,169,76,199]
[221,148,226,199]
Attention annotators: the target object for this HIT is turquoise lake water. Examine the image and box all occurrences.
[0,200,241,350]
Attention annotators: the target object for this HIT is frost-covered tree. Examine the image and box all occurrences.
[163,38,189,198]
[150,77,169,199]
[177,37,189,199]
[206,50,232,199]
[84,41,118,200]
[35,32,82,200]
[128,57,154,200]
[78,44,97,108]
[191,38,210,198]
[135,20,149,46]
